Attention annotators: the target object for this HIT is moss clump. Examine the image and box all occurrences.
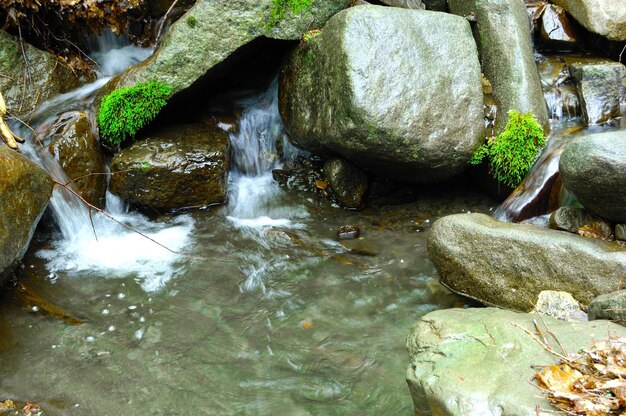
[98,80,172,147]
[267,0,313,28]
[471,110,546,188]
[186,15,198,28]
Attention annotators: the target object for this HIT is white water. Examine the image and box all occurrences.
[15,34,195,292]
[90,31,153,77]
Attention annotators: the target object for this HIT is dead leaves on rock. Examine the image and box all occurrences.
[535,337,626,415]
[0,400,42,416]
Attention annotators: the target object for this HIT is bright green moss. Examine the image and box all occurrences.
[98,80,172,146]
[471,110,546,188]
[267,0,313,28]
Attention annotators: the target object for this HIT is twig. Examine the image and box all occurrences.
[7,112,43,147]
[619,44,626,64]
[513,322,572,363]
[156,0,181,44]
[535,313,569,357]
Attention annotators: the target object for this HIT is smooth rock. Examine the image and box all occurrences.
[569,62,626,125]
[46,112,107,208]
[551,0,626,41]
[338,225,360,240]
[539,4,579,50]
[0,31,80,117]
[406,307,626,416]
[617,224,626,241]
[549,206,612,238]
[108,0,347,95]
[560,130,626,222]
[0,147,53,286]
[109,124,229,211]
[427,213,626,311]
[280,6,484,183]
[448,0,550,132]
[324,158,368,209]
[588,290,626,323]
[533,290,586,321]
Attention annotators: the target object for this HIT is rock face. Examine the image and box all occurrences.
[569,62,626,125]
[588,290,626,324]
[109,124,229,211]
[324,158,368,209]
[427,213,626,311]
[46,112,107,208]
[0,147,53,286]
[108,0,347,94]
[406,308,626,416]
[0,31,80,117]
[551,0,626,41]
[448,0,549,132]
[560,131,626,223]
[280,6,484,183]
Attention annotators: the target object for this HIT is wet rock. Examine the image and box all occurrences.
[427,213,626,311]
[421,0,447,11]
[109,124,229,211]
[0,147,53,287]
[533,290,587,321]
[549,206,612,238]
[108,0,347,95]
[448,0,549,133]
[323,158,368,209]
[379,0,424,9]
[560,130,626,223]
[551,0,626,42]
[338,225,360,240]
[0,31,80,117]
[406,307,626,416]
[539,4,579,50]
[616,224,626,241]
[45,112,107,208]
[569,62,626,125]
[280,6,484,183]
[588,290,626,324]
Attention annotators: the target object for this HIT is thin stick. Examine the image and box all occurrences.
[513,323,572,362]
[619,44,626,64]
[156,0,181,44]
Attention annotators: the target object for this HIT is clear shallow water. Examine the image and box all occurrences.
[0,188,494,415]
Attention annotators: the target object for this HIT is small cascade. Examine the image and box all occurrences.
[90,30,153,77]
[12,33,193,292]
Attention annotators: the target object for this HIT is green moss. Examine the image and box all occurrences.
[267,0,313,28]
[186,15,198,28]
[98,80,172,147]
[471,110,546,188]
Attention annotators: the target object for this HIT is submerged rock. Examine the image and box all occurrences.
[427,213,626,311]
[448,0,549,132]
[551,0,626,42]
[560,131,626,223]
[0,31,80,117]
[108,0,347,95]
[549,206,612,239]
[406,308,626,416]
[0,147,53,287]
[324,158,368,209]
[588,290,626,324]
[280,6,484,183]
[569,62,626,125]
[45,112,107,208]
[109,124,229,211]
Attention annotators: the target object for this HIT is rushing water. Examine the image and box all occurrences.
[0,36,496,415]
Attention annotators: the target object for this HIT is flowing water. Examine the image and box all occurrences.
[0,38,496,415]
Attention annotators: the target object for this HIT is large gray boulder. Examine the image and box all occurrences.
[406,307,626,416]
[280,6,484,183]
[0,146,53,286]
[551,0,626,41]
[108,0,347,94]
[0,31,80,117]
[448,0,549,132]
[427,213,626,311]
[560,130,626,223]
[588,290,626,323]
[109,124,229,211]
[569,62,626,125]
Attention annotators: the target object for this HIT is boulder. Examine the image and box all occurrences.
[569,62,626,125]
[548,206,612,238]
[588,290,626,324]
[0,31,80,117]
[406,307,626,416]
[538,4,579,50]
[0,147,53,286]
[45,112,107,208]
[448,0,549,132]
[109,124,229,211]
[560,131,626,223]
[532,290,586,321]
[427,213,626,311]
[280,6,484,183]
[551,0,626,42]
[107,0,347,95]
[324,158,368,209]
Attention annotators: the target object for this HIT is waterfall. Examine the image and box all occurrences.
[13,34,193,293]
